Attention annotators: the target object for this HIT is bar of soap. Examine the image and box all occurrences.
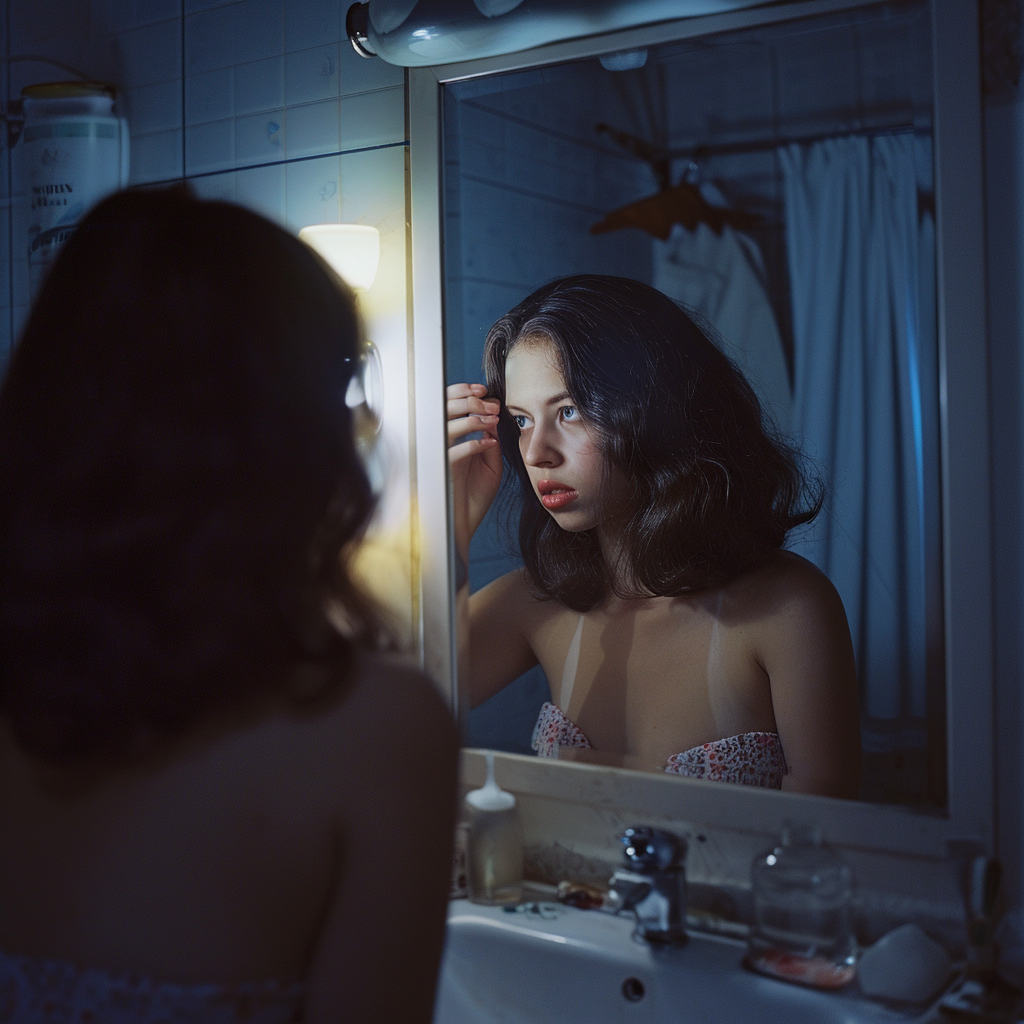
[857,923,953,1004]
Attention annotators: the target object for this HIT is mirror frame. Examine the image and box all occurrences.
[408,0,992,860]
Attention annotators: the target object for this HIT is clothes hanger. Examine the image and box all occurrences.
[590,123,760,241]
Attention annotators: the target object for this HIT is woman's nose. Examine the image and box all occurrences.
[522,425,561,468]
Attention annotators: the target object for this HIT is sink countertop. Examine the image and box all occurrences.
[436,897,951,1024]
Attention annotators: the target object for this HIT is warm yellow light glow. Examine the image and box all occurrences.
[299,223,380,291]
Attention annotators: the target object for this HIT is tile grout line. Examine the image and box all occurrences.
[181,139,409,183]
[180,0,187,180]
[5,0,12,364]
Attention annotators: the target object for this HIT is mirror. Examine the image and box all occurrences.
[441,0,945,807]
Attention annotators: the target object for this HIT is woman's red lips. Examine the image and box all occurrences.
[537,479,578,510]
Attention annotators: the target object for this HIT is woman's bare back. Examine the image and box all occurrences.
[0,651,458,1020]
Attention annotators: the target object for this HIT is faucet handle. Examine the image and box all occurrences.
[618,827,686,873]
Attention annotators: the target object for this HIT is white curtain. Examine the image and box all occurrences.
[780,133,939,755]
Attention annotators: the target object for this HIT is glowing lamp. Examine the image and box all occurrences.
[299,224,380,291]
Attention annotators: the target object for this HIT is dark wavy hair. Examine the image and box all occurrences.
[483,275,821,611]
[0,185,383,762]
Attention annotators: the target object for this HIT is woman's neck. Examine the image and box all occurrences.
[597,522,631,590]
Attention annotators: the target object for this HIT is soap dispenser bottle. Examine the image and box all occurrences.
[464,752,523,905]
[746,822,856,989]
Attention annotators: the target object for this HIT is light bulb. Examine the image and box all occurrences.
[299,223,380,291]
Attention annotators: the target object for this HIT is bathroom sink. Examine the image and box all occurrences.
[434,898,935,1024]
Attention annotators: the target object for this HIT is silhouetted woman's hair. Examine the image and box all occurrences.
[0,185,383,762]
[483,275,821,611]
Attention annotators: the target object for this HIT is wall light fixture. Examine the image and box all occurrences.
[299,223,381,291]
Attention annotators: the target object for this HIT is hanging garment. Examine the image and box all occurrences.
[653,192,792,431]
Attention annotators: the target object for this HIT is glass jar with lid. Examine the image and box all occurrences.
[746,822,857,989]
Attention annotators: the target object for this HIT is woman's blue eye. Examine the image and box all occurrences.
[560,405,578,421]
[513,414,527,429]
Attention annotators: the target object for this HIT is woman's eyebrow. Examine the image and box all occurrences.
[505,392,571,415]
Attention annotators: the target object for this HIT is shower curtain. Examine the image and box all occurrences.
[779,133,940,775]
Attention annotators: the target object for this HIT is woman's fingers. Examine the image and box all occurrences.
[447,384,501,448]
[447,412,498,446]
[447,396,500,421]
[447,383,499,418]
[447,382,488,400]
[447,384,504,547]
[447,435,499,464]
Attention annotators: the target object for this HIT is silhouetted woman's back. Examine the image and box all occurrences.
[0,186,458,1023]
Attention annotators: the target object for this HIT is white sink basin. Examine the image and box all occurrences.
[434,899,934,1024]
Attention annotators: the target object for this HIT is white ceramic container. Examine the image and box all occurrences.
[18,82,129,294]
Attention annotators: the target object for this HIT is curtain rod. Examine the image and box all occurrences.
[656,120,929,164]
[594,118,929,192]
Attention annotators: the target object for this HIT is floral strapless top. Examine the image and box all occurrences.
[0,948,304,1023]
[531,701,787,789]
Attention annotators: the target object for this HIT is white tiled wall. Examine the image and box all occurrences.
[3,0,415,637]
[3,0,406,360]
[181,0,403,176]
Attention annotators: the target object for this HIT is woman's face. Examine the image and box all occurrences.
[504,338,627,534]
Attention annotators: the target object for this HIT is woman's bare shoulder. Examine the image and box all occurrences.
[719,551,852,672]
[474,566,534,603]
[731,550,844,618]
[308,650,458,759]
[471,567,556,627]
[248,649,455,815]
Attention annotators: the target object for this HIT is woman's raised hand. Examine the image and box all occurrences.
[447,383,502,563]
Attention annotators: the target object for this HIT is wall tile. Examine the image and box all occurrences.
[10,0,90,52]
[187,168,236,201]
[235,56,285,116]
[235,162,287,223]
[334,145,406,318]
[0,16,8,203]
[9,56,99,102]
[185,119,235,175]
[117,18,181,88]
[185,66,233,125]
[234,110,285,165]
[184,0,236,14]
[337,40,404,94]
[185,4,236,74]
[285,0,341,52]
[12,306,30,345]
[192,163,288,230]
[128,78,183,135]
[131,0,182,28]
[0,308,11,379]
[10,195,31,311]
[335,144,405,224]
[285,99,339,159]
[4,0,412,368]
[337,87,404,152]
[129,128,184,183]
[285,44,340,106]
[91,0,132,36]
[284,154,341,230]
[232,0,285,65]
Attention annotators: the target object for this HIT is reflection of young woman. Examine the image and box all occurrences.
[448,275,860,798]
[0,187,458,1021]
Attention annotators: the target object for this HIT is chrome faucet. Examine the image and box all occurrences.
[609,826,688,945]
